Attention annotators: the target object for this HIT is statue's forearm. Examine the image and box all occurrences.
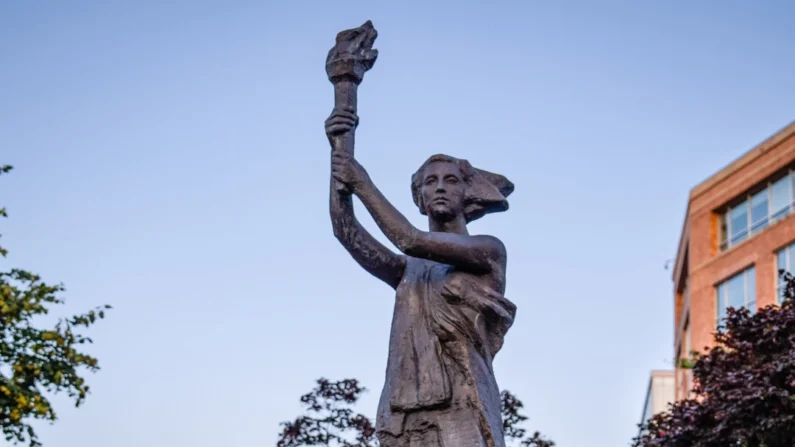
[329,184,355,241]
[325,21,400,284]
[330,178,405,288]
[355,180,419,253]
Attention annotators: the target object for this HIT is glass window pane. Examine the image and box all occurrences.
[778,250,787,304]
[727,273,746,309]
[790,244,795,271]
[747,267,756,313]
[771,176,790,220]
[785,246,794,304]
[684,321,691,353]
[719,213,728,250]
[750,189,769,233]
[730,201,748,244]
[778,248,788,274]
[717,284,726,325]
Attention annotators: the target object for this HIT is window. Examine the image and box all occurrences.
[683,316,692,393]
[750,189,769,233]
[720,170,795,251]
[675,345,685,398]
[716,266,756,326]
[772,175,791,220]
[777,243,795,304]
[730,201,749,245]
[684,317,692,355]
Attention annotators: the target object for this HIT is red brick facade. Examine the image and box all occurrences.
[672,121,795,400]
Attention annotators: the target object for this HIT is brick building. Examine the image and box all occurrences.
[671,121,795,400]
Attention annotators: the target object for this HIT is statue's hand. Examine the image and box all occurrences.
[325,109,359,138]
[331,151,369,192]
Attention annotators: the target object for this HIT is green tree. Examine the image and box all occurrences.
[0,165,110,446]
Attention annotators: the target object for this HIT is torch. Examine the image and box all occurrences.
[326,20,379,193]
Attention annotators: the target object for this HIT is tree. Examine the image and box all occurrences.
[277,378,554,447]
[0,165,110,446]
[633,271,795,447]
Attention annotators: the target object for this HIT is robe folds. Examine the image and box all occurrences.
[376,257,516,447]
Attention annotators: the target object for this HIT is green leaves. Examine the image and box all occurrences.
[1,167,7,258]
[676,350,700,370]
[0,164,110,446]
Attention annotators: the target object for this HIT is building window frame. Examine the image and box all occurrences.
[682,315,692,393]
[777,242,795,304]
[719,169,795,251]
[716,265,757,328]
[675,344,684,398]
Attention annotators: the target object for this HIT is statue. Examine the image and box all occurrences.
[325,21,517,447]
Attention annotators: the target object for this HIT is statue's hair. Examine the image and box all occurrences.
[411,154,514,223]
[412,154,475,186]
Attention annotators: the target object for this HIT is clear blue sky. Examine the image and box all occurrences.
[2,1,794,446]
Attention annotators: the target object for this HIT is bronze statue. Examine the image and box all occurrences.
[326,21,516,447]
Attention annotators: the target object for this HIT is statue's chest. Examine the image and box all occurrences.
[395,258,449,302]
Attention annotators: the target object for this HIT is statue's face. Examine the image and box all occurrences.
[420,161,466,222]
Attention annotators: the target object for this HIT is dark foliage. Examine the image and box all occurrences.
[277,378,553,446]
[277,379,376,447]
[500,390,555,447]
[633,271,795,447]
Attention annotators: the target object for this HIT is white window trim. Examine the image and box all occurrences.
[722,169,795,251]
[716,266,756,327]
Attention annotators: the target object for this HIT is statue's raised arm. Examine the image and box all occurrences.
[325,19,378,193]
[326,21,406,289]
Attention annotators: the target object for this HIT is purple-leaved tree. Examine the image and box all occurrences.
[634,271,795,447]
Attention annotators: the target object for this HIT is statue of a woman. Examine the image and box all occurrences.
[326,109,517,447]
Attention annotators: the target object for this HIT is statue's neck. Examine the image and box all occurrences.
[429,217,468,235]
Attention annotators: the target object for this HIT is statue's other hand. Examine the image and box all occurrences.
[325,109,359,137]
[331,151,368,192]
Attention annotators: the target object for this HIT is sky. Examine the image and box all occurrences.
[1,1,794,446]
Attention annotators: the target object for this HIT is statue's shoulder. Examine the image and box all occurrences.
[473,234,506,256]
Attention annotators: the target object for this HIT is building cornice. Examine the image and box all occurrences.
[690,121,795,202]
[672,120,795,286]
